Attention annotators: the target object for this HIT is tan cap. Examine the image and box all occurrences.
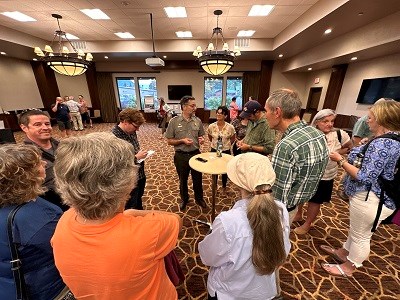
[227,152,275,192]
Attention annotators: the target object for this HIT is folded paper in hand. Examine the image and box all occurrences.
[137,150,155,163]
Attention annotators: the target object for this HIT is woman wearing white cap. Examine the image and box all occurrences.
[198,153,290,300]
[293,109,352,234]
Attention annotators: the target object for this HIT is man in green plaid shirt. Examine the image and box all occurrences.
[265,88,328,300]
[264,88,329,223]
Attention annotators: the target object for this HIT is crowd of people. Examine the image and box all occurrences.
[0,89,399,299]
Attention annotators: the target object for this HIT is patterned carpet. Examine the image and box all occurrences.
[14,122,400,300]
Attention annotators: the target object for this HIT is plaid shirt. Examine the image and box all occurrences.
[271,120,329,208]
[111,125,145,180]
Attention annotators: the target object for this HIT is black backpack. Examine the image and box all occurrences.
[359,133,400,232]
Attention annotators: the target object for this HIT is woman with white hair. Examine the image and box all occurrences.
[51,132,182,299]
[293,109,352,234]
[198,152,290,300]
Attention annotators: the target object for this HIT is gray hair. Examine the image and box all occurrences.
[266,88,302,119]
[310,109,336,127]
[54,132,138,220]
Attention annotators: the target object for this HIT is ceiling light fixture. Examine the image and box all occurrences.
[34,14,93,76]
[145,13,164,67]
[324,28,332,34]
[164,7,187,18]
[351,56,358,61]
[80,9,110,20]
[248,5,275,17]
[278,54,283,58]
[308,67,312,71]
[1,11,36,22]
[193,10,241,76]
[114,32,135,39]
[176,31,192,38]
[237,30,255,37]
[0,52,6,55]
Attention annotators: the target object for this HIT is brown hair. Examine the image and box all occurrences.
[118,108,146,125]
[247,185,286,275]
[0,144,45,207]
[54,132,138,220]
[18,109,50,126]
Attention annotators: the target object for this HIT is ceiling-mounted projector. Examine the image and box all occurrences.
[145,57,165,67]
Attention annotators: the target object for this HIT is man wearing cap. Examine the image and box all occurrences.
[165,96,207,210]
[264,88,329,222]
[236,100,275,155]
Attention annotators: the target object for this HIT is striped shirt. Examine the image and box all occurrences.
[111,125,145,180]
[271,121,329,208]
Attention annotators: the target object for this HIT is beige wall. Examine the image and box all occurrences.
[305,68,332,110]
[337,53,400,117]
[0,56,42,111]
[55,72,92,107]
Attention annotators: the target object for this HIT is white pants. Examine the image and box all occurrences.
[70,111,83,130]
[344,191,394,267]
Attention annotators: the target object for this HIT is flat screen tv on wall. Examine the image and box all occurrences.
[356,76,400,104]
[168,85,192,100]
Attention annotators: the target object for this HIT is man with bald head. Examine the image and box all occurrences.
[51,96,71,138]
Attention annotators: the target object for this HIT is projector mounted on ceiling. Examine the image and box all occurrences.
[145,57,165,67]
[146,13,164,68]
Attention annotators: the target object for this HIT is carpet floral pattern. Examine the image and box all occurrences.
[14,123,400,300]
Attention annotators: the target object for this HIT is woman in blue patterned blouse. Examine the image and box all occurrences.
[319,100,400,277]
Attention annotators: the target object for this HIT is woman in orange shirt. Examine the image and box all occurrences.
[52,132,182,299]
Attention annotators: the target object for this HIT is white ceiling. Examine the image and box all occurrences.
[0,0,399,71]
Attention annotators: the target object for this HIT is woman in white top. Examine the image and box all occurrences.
[207,106,236,193]
[198,152,291,300]
[294,109,352,234]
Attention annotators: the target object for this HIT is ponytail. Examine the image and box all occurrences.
[247,187,286,275]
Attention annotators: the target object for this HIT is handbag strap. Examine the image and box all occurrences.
[7,203,29,300]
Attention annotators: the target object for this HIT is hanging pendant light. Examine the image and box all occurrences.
[193,10,241,76]
[34,14,93,76]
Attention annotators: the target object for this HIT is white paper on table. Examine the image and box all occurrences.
[137,150,155,163]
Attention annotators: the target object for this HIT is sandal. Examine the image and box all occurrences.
[321,263,353,278]
[294,225,310,235]
[319,245,347,263]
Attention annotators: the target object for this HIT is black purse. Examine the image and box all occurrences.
[7,203,29,300]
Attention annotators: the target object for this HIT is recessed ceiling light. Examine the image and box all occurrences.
[278,54,284,58]
[163,55,167,59]
[80,9,110,20]
[33,58,37,61]
[164,7,187,18]
[248,5,275,16]
[175,31,192,38]
[308,67,312,71]
[0,51,6,55]
[104,56,109,59]
[351,56,358,61]
[358,12,364,16]
[1,11,36,22]
[324,28,332,34]
[237,30,255,37]
[114,32,135,39]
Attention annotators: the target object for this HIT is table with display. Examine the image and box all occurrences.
[189,152,234,227]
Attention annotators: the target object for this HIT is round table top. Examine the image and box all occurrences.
[189,152,234,175]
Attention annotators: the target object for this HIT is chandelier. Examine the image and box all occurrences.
[34,14,93,76]
[193,10,241,76]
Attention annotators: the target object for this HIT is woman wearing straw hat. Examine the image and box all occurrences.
[199,152,290,299]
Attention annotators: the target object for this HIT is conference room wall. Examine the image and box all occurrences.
[0,56,42,111]
[336,52,400,117]
[55,72,92,107]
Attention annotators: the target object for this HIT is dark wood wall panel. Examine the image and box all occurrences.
[257,60,274,107]
[85,63,101,109]
[323,64,348,110]
[30,61,60,110]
